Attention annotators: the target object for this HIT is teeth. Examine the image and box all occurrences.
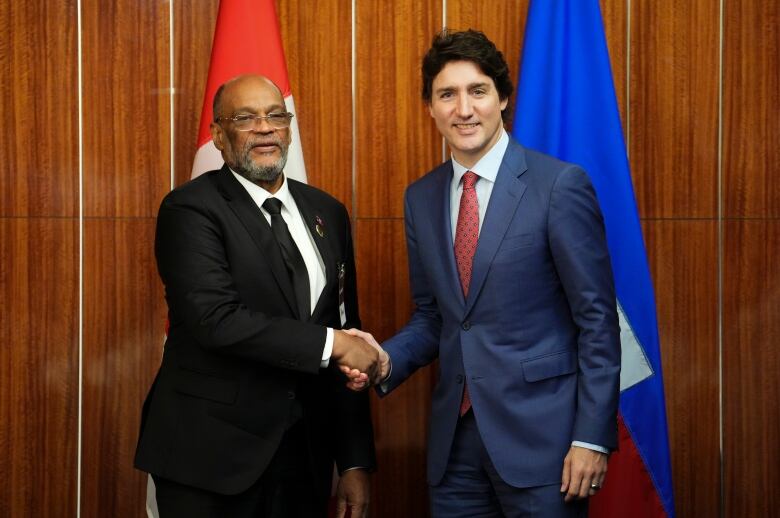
[455,123,478,128]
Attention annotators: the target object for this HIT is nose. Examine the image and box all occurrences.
[250,117,275,133]
[455,93,472,119]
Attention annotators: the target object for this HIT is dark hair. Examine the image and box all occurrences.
[421,29,514,121]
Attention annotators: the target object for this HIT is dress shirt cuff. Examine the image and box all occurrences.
[571,441,609,454]
[321,328,334,368]
[378,359,393,393]
[340,466,369,475]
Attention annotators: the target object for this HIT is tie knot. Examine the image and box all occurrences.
[263,197,283,215]
[462,171,479,190]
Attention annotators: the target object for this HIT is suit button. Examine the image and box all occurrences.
[287,391,296,400]
[456,374,464,384]
[462,321,471,330]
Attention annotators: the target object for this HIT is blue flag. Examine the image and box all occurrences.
[512,1,675,516]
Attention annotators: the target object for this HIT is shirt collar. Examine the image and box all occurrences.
[229,168,293,210]
[451,129,509,185]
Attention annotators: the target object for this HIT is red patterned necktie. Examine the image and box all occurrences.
[454,171,479,416]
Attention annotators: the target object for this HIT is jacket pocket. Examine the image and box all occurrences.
[498,232,535,252]
[173,366,239,404]
[521,350,576,382]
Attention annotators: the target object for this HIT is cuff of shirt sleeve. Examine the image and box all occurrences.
[378,359,392,393]
[571,441,609,454]
[321,328,334,368]
[339,466,369,475]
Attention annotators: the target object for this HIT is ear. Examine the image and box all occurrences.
[427,102,435,118]
[210,121,226,151]
[499,97,509,111]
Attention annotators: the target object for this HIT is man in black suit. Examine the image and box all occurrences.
[135,74,378,518]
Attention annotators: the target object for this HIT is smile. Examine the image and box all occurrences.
[454,123,479,129]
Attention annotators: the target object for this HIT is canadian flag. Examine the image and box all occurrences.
[191,0,307,182]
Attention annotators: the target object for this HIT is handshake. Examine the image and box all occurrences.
[332,329,390,391]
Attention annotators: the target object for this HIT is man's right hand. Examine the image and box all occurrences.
[332,330,380,381]
[339,329,390,391]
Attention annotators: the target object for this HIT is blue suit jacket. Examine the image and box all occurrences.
[381,138,621,488]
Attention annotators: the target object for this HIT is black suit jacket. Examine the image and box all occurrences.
[135,166,375,497]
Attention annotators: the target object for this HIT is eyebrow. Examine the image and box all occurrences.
[434,82,492,94]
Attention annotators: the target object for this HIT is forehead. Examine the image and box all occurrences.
[432,60,495,90]
[221,77,285,113]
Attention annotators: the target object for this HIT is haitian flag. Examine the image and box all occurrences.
[512,1,675,516]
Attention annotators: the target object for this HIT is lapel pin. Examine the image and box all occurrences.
[315,215,325,238]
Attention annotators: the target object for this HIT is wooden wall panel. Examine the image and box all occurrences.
[629,0,719,219]
[446,0,528,129]
[2,2,779,517]
[355,0,442,218]
[723,2,780,218]
[602,0,628,131]
[173,0,219,187]
[81,219,166,517]
[643,220,719,518]
[279,0,353,209]
[0,220,78,517]
[355,219,434,517]
[723,221,780,516]
[0,1,78,217]
[81,0,171,217]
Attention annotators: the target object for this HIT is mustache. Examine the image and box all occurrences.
[244,138,283,150]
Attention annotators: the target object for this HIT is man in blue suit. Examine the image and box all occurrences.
[348,29,620,516]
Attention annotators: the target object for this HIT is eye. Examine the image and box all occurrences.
[267,112,290,122]
[439,91,453,100]
[233,114,254,122]
[472,88,487,96]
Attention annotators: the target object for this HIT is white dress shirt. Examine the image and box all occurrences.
[231,170,334,366]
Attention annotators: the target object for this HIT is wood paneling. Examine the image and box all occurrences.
[0,219,78,517]
[602,0,628,130]
[643,220,719,518]
[446,0,528,129]
[723,221,780,516]
[723,2,780,218]
[173,0,219,187]
[355,0,442,218]
[629,0,719,219]
[2,2,780,517]
[81,219,166,517]
[356,219,434,517]
[81,0,171,217]
[0,1,78,217]
[279,0,353,209]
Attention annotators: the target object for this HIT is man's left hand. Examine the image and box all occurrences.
[335,468,371,518]
[560,445,608,502]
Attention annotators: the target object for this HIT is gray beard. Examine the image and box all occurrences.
[234,145,289,184]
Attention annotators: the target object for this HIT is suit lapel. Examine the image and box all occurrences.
[289,181,337,323]
[464,141,529,315]
[213,167,299,317]
[430,163,466,306]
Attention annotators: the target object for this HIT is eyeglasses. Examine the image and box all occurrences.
[216,112,294,131]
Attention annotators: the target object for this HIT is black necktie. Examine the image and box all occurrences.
[262,198,311,320]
